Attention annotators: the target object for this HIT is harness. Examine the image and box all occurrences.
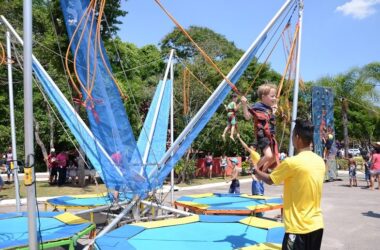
[227,108,236,114]
[249,108,279,169]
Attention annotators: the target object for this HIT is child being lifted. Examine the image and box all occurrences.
[222,93,240,141]
[241,83,279,172]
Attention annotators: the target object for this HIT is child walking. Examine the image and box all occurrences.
[347,153,357,187]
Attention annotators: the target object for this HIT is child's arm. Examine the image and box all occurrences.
[237,134,251,153]
[241,96,252,120]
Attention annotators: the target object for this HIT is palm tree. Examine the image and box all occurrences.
[315,62,380,156]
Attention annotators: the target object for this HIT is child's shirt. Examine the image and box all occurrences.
[227,101,237,116]
[250,102,275,135]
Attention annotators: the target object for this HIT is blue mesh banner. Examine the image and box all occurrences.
[60,0,147,193]
[32,59,126,188]
[137,80,171,180]
[312,86,335,157]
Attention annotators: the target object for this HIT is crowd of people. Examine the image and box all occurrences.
[345,146,380,190]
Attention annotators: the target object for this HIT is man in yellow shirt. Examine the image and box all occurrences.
[253,118,325,250]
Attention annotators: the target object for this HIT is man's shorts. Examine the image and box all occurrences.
[251,180,264,196]
[282,228,323,250]
[0,175,3,187]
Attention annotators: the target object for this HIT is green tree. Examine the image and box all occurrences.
[315,63,380,155]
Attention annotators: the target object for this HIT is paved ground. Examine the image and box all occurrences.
[1,172,379,249]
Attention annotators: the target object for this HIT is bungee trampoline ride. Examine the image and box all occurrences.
[94,215,284,250]
[0,212,95,250]
[175,193,283,215]
[0,0,306,248]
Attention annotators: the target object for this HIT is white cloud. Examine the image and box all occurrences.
[336,0,380,19]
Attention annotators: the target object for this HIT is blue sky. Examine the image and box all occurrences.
[118,0,380,83]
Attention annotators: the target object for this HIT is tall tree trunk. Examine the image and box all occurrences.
[34,117,49,171]
[342,98,349,157]
[47,106,55,149]
[74,103,86,187]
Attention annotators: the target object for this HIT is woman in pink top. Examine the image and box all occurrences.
[370,147,380,191]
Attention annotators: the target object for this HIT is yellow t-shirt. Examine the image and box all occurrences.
[270,151,325,234]
[250,150,261,165]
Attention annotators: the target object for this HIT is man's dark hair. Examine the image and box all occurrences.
[293,118,314,145]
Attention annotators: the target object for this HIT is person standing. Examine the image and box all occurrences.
[346,153,357,187]
[253,118,325,250]
[205,152,213,179]
[5,146,13,183]
[220,154,228,179]
[227,157,240,194]
[370,146,380,191]
[47,148,58,185]
[56,151,69,186]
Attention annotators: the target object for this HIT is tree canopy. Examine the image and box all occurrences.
[0,1,378,172]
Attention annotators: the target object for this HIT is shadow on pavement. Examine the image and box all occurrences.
[362,211,380,219]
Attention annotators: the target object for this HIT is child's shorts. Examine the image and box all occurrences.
[365,172,371,181]
[349,169,356,179]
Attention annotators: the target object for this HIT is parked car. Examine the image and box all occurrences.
[348,148,361,156]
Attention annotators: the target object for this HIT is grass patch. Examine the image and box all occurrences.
[1,176,253,200]
[176,175,251,187]
[0,181,107,200]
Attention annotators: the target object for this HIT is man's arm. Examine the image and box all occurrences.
[253,167,273,185]
[241,96,252,120]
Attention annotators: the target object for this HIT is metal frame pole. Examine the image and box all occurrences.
[288,0,304,156]
[6,30,21,212]
[84,196,140,250]
[24,0,38,248]
[142,50,175,163]
[170,51,175,205]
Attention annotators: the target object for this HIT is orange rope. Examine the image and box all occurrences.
[65,0,128,108]
[72,0,96,106]
[154,0,241,96]
[96,0,128,100]
[183,65,213,94]
[65,0,95,99]
[183,68,189,115]
[244,23,291,97]
[85,0,98,106]
[0,42,5,65]
[276,23,299,99]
